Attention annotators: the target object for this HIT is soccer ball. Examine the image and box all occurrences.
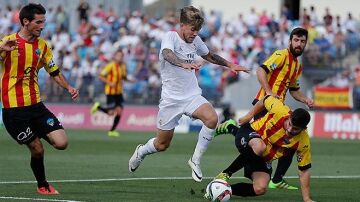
[205,179,232,202]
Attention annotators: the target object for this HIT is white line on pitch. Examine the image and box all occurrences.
[0,196,84,202]
[1,175,360,184]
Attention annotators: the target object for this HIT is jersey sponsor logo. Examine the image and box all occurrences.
[270,63,277,70]
[297,154,303,162]
[185,53,195,64]
[17,127,33,141]
[24,67,32,75]
[47,118,54,126]
[48,59,55,68]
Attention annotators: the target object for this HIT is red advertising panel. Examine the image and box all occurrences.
[313,112,360,140]
[47,104,158,132]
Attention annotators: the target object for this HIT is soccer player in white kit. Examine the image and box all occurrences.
[129,6,249,182]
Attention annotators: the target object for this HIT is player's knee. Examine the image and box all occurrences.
[54,140,68,150]
[253,185,267,196]
[249,138,266,156]
[204,116,218,129]
[116,107,123,115]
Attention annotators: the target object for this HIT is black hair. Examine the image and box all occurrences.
[290,27,308,40]
[291,108,310,129]
[19,3,46,26]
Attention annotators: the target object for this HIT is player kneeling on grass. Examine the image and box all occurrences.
[211,96,315,202]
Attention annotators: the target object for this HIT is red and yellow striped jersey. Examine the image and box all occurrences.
[255,48,302,102]
[100,61,127,95]
[251,96,311,167]
[0,33,59,108]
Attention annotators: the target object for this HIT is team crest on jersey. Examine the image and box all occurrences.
[283,137,290,144]
[47,118,54,126]
[35,48,41,56]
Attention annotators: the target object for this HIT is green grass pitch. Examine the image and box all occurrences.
[0,128,359,201]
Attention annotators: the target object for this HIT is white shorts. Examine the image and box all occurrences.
[157,95,209,130]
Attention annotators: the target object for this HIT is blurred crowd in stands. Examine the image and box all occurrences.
[0,2,359,107]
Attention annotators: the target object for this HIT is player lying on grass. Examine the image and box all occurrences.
[211,96,315,202]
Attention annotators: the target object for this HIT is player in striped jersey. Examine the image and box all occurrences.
[91,50,131,137]
[1,3,78,195]
[254,27,314,190]
[212,96,314,202]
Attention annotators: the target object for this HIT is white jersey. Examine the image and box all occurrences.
[159,31,209,101]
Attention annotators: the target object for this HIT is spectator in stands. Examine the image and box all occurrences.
[353,66,360,109]
[1,2,357,105]
[309,6,318,26]
[323,7,333,28]
[77,0,90,22]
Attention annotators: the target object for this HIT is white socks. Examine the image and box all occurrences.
[192,125,214,164]
[138,138,158,157]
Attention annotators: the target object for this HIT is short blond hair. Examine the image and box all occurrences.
[180,6,204,30]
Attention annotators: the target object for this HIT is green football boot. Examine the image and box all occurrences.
[215,119,237,137]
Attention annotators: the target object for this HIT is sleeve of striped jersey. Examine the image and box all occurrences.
[122,64,127,79]
[100,63,112,76]
[0,36,11,60]
[296,133,312,169]
[263,96,290,115]
[262,50,286,73]
[42,41,59,74]
[289,66,302,90]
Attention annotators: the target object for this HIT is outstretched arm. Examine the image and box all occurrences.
[162,48,201,70]
[238,96,268,125]
[256,67,279,98]
[52,73,79,100]
[201,52,249,73]
[290,90,314,108]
